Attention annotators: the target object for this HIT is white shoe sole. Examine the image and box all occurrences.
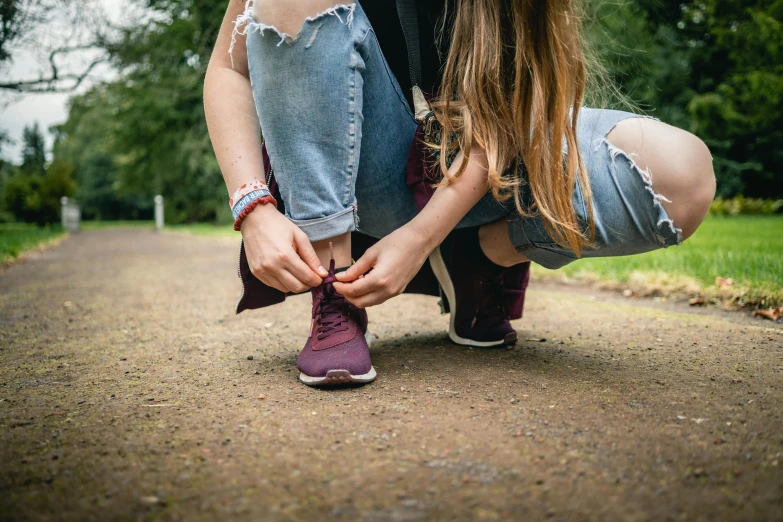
[428,246,509,348]
[299,331,376,386]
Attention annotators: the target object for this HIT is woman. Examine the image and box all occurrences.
[204,0,715,387]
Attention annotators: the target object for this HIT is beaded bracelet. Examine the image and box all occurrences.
[230,180,278,231]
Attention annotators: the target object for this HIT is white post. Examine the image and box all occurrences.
[154,195,164,230]
[60,196,81,233]
[61,197,69,229]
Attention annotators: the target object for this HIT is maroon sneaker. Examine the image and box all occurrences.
[428,237,518,347]
[297,257,376,387]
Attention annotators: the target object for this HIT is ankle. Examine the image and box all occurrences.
[313,233,351,268]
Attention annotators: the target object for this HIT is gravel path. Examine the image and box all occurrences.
[1,229,781,521]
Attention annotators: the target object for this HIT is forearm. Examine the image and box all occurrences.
[408,150,490,250]
[204,66,265,195]
[204,0,265,196]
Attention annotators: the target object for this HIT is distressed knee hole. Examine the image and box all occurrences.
[229,0,356,66]
[595,134,683,245]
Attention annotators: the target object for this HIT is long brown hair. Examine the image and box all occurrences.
[434,0,595,255]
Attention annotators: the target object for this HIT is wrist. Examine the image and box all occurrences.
[239,200,278,233]
[406,220,440,254]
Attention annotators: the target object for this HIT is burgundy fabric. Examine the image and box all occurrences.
[236,137,531,315]
[405,125,438,212]
[296,266,372,378]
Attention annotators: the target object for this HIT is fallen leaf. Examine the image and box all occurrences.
[715,277,734,287]
[753,307,783,321]
[689,297,706,306]
[721,301,742,311]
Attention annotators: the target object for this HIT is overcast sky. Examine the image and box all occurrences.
[0,0,131,164]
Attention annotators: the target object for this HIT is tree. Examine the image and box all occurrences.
[20,122,46,175]
[53,84,154,220]
[589,0,783,199]
[53,0,228,224]
[0,0,109,94]
[2,122,74,225]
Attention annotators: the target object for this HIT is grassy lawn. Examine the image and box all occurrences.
[0,223,67,264]
[535,215,783,307]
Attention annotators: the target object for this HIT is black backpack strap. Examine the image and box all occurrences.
[396,0,422,88]
[396,0,432,120]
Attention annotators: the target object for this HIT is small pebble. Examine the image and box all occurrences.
[247,355,254,361]
[257,394,265,399]
[119,357,127,361]
[147,397,154,401]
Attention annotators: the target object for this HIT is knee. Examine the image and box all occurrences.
[254,0,351,35]
[670,134,715,240]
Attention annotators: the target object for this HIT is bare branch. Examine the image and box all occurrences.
[0,53,107,93]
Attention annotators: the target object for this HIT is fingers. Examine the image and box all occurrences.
[344,291,391,308]
[334,269,404,304]
[275,269,311,294]
[335,250,376,282]
[258,274,287,294]
[333,272,378,297]
[285,251,324,289]
[294,231,328,278]
[252,259,312,293]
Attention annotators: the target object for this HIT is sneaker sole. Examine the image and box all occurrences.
[298,331,377,387]
[429,246,515,348]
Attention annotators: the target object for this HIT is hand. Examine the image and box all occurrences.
[333,225,432,308]
[241,204,328,293]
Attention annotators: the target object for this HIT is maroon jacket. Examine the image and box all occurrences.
[236,127,531,316]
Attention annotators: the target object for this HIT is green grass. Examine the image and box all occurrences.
[535,215,783,307]
[0,223,67,263]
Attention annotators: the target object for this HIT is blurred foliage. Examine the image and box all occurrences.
[52,0,225,224]
[590,0,783,199]
[2,124,75,226]
[2,0,778,225]
[709,196,783,216]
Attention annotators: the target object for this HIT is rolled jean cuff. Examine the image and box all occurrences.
[288,205,357,242]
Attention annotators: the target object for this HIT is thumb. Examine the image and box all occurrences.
[335,250,376,281]
[293,231,328,278]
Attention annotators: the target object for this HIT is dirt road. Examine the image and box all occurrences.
[1,229,781,521]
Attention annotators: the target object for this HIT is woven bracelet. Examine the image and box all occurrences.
[233,195,278,231]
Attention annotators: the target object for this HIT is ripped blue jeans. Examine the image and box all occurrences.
[236,2,682,270]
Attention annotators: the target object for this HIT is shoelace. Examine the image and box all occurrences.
[315,274,350,341]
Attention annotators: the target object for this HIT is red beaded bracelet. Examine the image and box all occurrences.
[233,195,278,231]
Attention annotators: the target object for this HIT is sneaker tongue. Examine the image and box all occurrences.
[313,241,350,339]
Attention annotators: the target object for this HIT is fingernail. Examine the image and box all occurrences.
[317,266,328,277]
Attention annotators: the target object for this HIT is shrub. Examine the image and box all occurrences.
[709,196,783,216]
